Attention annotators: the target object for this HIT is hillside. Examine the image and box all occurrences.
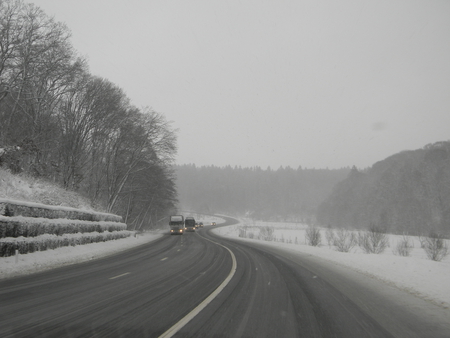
[0,168,93,210]
[317,141,450,236]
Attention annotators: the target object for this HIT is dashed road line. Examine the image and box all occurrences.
[109,272,130,280]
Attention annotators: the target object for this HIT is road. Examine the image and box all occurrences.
[0,216,449,337]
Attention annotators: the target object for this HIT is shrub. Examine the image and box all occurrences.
[305,226,321,246]
[423,232,449,262]
[358,223,389,254]
[325,226,335,247]
[0,217,127,238]
[238,228,246,238]
[0,231,133,257]
[393,235,414,257]
[259,226,274,241]
[333,228,357,252]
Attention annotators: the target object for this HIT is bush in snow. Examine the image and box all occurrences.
[258,226,274,241]
[325,226,335,247]
[0,231,134,257]
[332,228,357,252]
[423,232,449,262]
[393,235,414,257]
[0,216,127,238]
[238,228,246,238]
[358,223,389,254]
[305,226,321,246]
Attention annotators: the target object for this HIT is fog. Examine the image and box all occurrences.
[31,0,450,169]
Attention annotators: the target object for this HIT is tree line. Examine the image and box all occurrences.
[0,0,178,229]
[175,165,350,222]
[317,141,450,237]
[177,140,450,238]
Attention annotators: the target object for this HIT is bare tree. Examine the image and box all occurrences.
[1,0,84,173]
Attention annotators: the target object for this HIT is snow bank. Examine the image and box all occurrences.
[0,232,163,280]
[0,198,122,222]
[212,221,450,309]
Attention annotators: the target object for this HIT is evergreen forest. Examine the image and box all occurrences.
[175,165,350,222]
[317,141,450,236]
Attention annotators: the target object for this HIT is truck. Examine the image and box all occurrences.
[169,215,184,235]
[184,216,196,232]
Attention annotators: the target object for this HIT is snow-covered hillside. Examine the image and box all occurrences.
[0,168,93,210]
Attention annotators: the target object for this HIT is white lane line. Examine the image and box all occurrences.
[109,272,130,280]
[158,238,237,338]
[161,257,168,261]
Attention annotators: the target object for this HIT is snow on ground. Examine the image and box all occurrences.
[1,216,449,311]
[212,220,450,309]
[0,232,163,280]
[0,216,224,280]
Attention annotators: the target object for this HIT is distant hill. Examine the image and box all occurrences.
[175,165,350,222]
[317,141,450,236]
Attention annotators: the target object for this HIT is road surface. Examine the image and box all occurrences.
[0,216,449,337]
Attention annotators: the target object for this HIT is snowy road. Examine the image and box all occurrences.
[0,230,232,337]
[1,216,449,337]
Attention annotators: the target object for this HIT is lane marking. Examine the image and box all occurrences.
[161,257,168,261]
[158,237,237,338]
[109,272,130,280]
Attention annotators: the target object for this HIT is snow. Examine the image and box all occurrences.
[1,218,449,311]
[212,220,450,309]
[0,231,163,280]
[0,214,126,228]
[0,197,116,216]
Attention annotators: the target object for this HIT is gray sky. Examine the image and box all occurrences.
[31,0,450,169]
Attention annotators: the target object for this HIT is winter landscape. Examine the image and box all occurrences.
[1,0,450,335]
[2,216,449,312]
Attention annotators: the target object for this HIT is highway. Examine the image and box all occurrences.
[1,216,449,337]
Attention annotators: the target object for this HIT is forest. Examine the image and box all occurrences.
[0,0,177,229]
[175,165,350,222]
[177,140,450,238]
[317,141,450,237]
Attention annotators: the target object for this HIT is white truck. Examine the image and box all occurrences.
[184,216,196,232]
[169,215,184,235]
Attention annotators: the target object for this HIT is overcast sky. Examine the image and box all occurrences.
[31,0,450,169]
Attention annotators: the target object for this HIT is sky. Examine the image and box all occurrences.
[29,0,450,169]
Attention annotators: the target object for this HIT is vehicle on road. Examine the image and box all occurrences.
[185,217,196,232]
[211,222,216,226]
[169,215,184,235]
